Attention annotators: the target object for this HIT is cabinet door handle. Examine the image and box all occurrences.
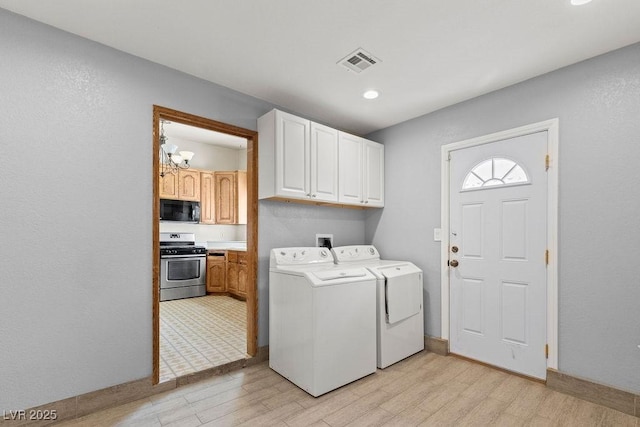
[312,194,317,198]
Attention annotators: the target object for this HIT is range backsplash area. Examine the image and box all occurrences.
[159,222,246,242]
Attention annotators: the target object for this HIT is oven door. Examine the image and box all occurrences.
[160,255,206,289]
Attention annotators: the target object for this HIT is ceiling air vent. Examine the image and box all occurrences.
[338,48,380,73]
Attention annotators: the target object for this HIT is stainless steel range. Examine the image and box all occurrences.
[159,232,207,301]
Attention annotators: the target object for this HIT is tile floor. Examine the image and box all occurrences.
[160,295,247,382]
[56,351,638,426]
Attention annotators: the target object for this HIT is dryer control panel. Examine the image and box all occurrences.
[332,245,380,263]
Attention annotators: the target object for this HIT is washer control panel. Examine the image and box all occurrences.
[270,247,333,267]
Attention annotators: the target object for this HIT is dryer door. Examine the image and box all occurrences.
[381,266,422,324]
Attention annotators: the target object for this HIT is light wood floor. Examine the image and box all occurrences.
[56,351,637,426]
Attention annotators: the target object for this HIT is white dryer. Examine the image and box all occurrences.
[269,247,377,397]
[332,245,425,368]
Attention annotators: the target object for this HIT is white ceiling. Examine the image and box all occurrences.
[2,0,640,135]
[162,121,247,150]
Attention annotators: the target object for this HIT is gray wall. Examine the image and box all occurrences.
[258,200,366,346]
[367,42,640,394]
[0,9,365,410]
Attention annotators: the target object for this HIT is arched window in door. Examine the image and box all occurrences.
[462,157,529,191]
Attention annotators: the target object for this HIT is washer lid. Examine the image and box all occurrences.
[313,269,368,281]
[307,267,374,287]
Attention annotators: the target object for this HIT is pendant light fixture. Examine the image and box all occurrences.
[159,120,195,177]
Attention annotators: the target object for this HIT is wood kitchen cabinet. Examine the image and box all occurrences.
[237,253,248,296]
[338,132,384,207]
[178,169,200,201]
[258,109,339,203]
[226,250,247,299]
[159,170,179,199]
[214,171,247,225]
[159,168,201,202]
[206,252,227,293]
[200,171,215,224]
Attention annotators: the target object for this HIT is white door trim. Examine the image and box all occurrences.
[440,119,559,370]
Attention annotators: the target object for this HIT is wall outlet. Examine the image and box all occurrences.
[316,234,334,249]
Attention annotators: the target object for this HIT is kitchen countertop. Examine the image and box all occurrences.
[200,241,247,252]
[207,248,246,253]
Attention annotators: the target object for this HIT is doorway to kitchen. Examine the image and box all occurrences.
[152,105,258,384]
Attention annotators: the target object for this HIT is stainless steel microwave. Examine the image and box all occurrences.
[159,199,200,223]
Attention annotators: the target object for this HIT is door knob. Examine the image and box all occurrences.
[451,246,459,253]
[450,259,459,267]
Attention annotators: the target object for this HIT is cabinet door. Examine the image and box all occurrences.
[159,171,179,199]
[227,261,238,294]
[206,256,226,292]
[310,123,339,202]
[178,169,200,201]
[200,172,215,224]
[363,140,385,207]
[237,263,248,298]
[276,111,310,199]
[338,132,364,205]
[215,172,236,224]
[236,171,247,225]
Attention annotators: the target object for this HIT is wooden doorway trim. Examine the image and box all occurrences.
[152,105,259,385]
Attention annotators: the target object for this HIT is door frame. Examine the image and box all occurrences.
[152,105,259,384]
[440,118,559,370]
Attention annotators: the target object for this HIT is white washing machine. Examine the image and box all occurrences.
[269,247,377,397]
[332,245,425,368]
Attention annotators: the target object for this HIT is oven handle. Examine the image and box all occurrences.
[160,254,206,259]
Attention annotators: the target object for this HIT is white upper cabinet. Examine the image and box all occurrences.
[259,109,383,208]
[310,122,339,202]
[276,110,311,199]
[363,140,385,207]
[259,109,309,199]
[338,132,364,205]
[338,132,385,207]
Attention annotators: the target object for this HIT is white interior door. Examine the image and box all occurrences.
[449,131,548,379]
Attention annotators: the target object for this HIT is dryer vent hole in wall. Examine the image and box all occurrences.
[316,234,333,249]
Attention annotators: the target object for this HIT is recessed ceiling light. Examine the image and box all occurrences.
[570,0,592,5]
[363,90,379,100]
